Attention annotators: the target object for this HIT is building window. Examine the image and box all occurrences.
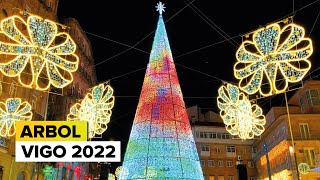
[2,9,7,17]
[299,97,305,112]
[201,144,210,152]
[226,145,236,153]
[248,161,254,168]
[209,176,215,180]
[304,149,315,166]
[208,160,215,167]
[78,88,82,98]
[306,89,320,105]
[211,132,217,138]
[250,177,256,180]
[252,147,257,153]
[71,85,75,95]
[32,93,37,110]
[299,123,310,139]
[221,133,231,139]
[215,147,221,154]
[48,0,52,7]
[226,161,233,167]
[218,160,223,167]
[228,176,234,180]
[201,160,205,167]
[200,132,205,138]
[195,131,199,138]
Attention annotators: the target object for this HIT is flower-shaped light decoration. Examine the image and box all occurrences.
[298,163,310,175]
[0,15,79,90]
[108,173,115,180]
[0,98,32,137]
[217,83,266,140]
[234,23,313,97]
[115,166,122,179]
[67,83,115,138]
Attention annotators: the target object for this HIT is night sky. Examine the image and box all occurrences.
[57,0,320,171]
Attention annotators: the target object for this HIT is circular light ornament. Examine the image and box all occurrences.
[298,163,310,175]
[217,83,266,140]
[234,23,313,97]
[67,83,115,138]
[0,98,32,137]
[0,15,79,90]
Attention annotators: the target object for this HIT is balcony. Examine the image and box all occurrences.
[226,152,237,158]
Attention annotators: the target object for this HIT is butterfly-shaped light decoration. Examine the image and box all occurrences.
[0,15,79,90]
[217,83,266,140]
[0,98,32,137]
[234,23,312,97]
[67,83,115,138]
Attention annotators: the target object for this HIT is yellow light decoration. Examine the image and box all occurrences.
[298,163,310,174]
[234,23,313,97]
[0,15,79,90]
[217,83,266,140]
[108,173,115,180]
[115,166,121,179]
[0,98,32,137]
[67,83,115,138]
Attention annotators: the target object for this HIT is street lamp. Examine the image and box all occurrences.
[289,145,300,179]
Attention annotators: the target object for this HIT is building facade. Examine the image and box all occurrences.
[189,80,320,180]
[253,80,320,180]
[188,106,258,180]
[0,0,97,179]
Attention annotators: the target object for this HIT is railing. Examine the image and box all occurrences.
[291,136,320,140]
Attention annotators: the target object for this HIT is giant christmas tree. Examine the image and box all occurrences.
[120,2,203,179]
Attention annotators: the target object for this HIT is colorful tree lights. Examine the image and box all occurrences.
[67,82,115,138]
[217,83,266,140]
[0,98,32,137]
[0,14,79,90]
[119,2,203,179]
[234,23,313,97]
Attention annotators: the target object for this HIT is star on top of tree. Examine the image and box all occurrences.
[156,1,166,15]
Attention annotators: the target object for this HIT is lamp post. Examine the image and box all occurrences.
[290,146,300,179]
[263,143,272,180]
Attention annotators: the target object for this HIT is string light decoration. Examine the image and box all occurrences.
[217,83,266,140]
[0,98,32,137]
[67,82,115,138]
[0,15,79,90]
[234,22,313,97]
[298,163,310,174]
[119,3,203,179]
[115,166,121,179]
[108,173,115,180]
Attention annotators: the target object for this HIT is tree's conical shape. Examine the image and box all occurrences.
[120,14,204,179]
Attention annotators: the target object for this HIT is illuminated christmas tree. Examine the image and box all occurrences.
[120,2,203,179]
